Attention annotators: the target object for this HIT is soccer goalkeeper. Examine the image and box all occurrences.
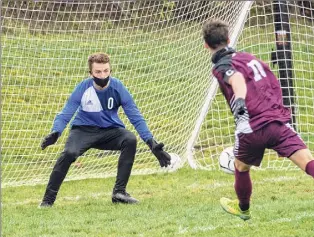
[39,52,171,207]
[202,19,314,220]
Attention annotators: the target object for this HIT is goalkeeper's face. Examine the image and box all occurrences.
[91,63,111,79]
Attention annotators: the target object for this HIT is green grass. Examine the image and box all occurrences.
[2,168,314,237]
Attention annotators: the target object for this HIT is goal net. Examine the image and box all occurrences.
[2,1,312,187]
[192,0,314,171]
[1,0,251,187]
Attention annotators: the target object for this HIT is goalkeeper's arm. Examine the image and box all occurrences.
[41,84,82,150]
[146,138,171,168]
[120,83,170,167]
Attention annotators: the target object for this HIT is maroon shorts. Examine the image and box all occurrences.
[234,121,307,166]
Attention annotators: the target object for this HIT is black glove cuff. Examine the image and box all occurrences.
[51,131,60,137]
[146,138,156,150]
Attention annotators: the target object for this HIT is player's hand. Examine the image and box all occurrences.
[41,131,60,150]
[233,98,247,119]
[146,138,171,167]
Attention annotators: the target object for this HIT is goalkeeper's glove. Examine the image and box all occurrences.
[232,98,247,119]
[146,138,171,168]
[41,131,60,150]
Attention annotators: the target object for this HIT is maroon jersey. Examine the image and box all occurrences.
[212,48,291,132]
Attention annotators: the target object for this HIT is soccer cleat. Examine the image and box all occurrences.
[38,201,53,208]
[112,191,139,204]
[220,197,251,220]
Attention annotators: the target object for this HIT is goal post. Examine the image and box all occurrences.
[186,1,253,169]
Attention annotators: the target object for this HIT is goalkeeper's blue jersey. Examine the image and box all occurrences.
[52,77,153,142]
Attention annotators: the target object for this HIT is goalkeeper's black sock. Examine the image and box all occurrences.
[42,170,68,204]
[42,189,58,204]
[114,138,136,192]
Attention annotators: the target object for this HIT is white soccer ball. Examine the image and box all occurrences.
[219,147,235,175]
[165,153,182,171]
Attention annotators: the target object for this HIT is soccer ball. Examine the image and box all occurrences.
[166,153,182,171]
[219,147,235,175]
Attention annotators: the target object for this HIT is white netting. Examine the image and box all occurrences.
[193,0,314,171]
[1,1,250,187]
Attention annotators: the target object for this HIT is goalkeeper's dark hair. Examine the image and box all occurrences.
[203,19,229,49]
[88,52,110,72]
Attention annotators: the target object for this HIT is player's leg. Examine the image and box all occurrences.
[40,126,99,207]
[220,159,252,220]
[289,149,314,178]
[220,131,265,220]
[234,159,252,211]
[269,122,313,178]
[92,127,138,204]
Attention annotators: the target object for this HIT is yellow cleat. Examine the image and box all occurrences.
[220,197,251,221]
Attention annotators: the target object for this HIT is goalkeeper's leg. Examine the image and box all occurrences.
[92,128,138,204]
[40,156,73,207]
[39,127,94,207]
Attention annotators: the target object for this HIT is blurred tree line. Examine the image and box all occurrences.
[1,1,215,34]
[1,0,313,34]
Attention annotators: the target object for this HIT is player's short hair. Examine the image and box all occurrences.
[88,52,110,72]
[202,19,229,49]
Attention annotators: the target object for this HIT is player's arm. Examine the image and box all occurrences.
[228,72,247,100]
[120,84,170,167]
[228,72,248,119]
[41,84,83,150]
[213,62,248,119]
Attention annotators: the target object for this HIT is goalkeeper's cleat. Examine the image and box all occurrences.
[220,197,251,221]
[112,191,139,204]
[38,201,53,208]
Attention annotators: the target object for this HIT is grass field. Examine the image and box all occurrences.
[2,168,314,237]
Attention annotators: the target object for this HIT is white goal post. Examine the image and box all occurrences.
[2,1,313,187]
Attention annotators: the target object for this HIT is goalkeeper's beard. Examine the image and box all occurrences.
[93,75,110,88]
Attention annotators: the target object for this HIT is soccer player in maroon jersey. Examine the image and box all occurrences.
[202,19,314,220]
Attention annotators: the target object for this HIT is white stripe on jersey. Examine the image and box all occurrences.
[234,131,240,157]
[235,119,253,134]
[230,95,235,109]
[81,86,103,112]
